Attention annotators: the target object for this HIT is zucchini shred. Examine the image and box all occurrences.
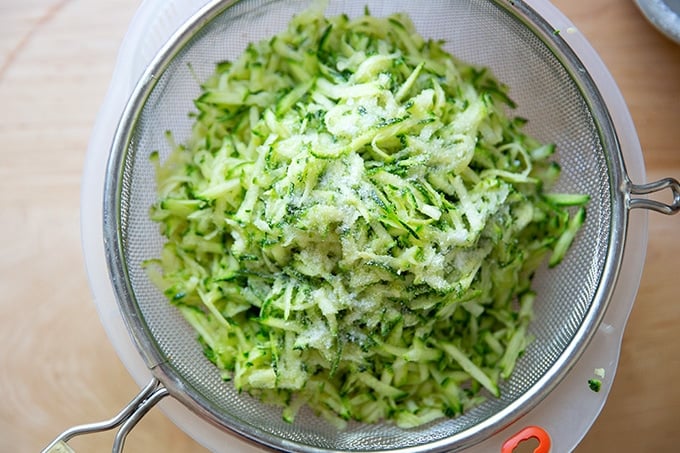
[144,4,588,429]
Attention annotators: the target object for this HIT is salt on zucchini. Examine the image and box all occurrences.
[146,3,588,429]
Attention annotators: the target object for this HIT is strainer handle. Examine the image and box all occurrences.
[628,177,680,215]
[41,378,169,453]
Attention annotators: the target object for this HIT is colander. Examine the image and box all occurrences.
[44,0,679,452]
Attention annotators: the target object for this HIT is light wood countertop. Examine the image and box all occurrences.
[1,1,678,451]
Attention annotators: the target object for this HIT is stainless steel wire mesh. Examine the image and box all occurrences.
[104,0,623,451]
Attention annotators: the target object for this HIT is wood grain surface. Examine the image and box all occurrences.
[1,1,678,452]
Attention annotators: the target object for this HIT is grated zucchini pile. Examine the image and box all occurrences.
[146,5,588,428]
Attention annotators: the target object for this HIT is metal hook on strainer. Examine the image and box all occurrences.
[628,178,680,215]
[44,0,679,452]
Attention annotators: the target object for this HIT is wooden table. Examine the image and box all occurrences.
[1,1,678,451]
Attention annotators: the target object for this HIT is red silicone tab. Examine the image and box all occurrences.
[501,425,551,453]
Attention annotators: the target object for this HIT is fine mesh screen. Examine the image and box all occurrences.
[111,0,615,450]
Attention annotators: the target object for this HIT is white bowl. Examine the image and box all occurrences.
[81,1,649,451]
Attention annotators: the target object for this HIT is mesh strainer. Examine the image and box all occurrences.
[45,0,679,452]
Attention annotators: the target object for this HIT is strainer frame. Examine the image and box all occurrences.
[100,0,634,452]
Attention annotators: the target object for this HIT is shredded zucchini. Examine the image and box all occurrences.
[146,4,588,428]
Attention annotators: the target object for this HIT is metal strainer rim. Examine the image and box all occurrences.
[102,0,630,451]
